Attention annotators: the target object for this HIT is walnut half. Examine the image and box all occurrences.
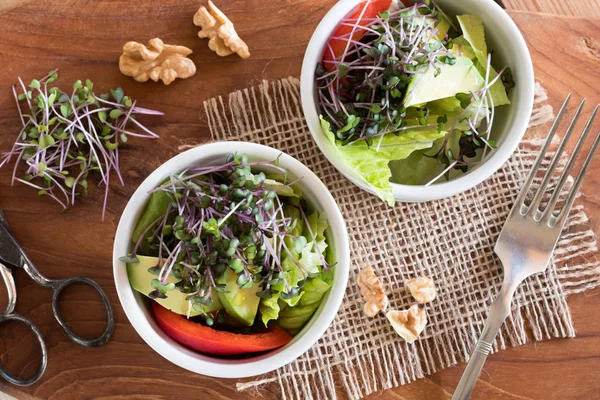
[406,277,436,304]
[357,266,389,317]
[193,1,250,59]
[119,38,197,85]
[386,305,427,344]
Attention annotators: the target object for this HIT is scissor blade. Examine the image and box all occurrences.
[0,210,23,268]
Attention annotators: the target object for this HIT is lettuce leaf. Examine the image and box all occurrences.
[427,96,490,131]
[306,209,328,241]
[390,129,467,185]
[278,210,328,305]
[259,294,281,327]
[299,276,331,307]
[320,117,445,205]
[456,15,510,106]
[278,276,331,333]
[389,149,442,185]
[456,15,487,60]
[259,210,330,325]
[301,210,328,270]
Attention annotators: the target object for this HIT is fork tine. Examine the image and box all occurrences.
[541,105,599,223]
[512,94,572,216]
[552,127,600,229]
[528,98,586,215]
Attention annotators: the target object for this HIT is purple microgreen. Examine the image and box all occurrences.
[317,1,452,146]
[127,153,329,307]
[0,70,163,219]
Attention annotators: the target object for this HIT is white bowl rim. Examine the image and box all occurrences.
[112,141,350,378]
[300,0,535,202]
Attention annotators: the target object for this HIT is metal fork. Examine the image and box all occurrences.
[452,95,600,400]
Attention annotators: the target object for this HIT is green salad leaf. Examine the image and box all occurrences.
[389,149,442,185]
[259,294,281,326]
[279,276,331,333]
[298,276,331,307]
[259,209,331,327]
[456,15,487,59]
[427,96,490,132]
[299,210,328,272]
[321,116,445,205]
[450,36,477,60]
[390,129,470,185]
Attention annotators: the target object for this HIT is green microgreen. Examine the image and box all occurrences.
[123,153,331,320]
[317,1,453,145]
[0,70,163,219]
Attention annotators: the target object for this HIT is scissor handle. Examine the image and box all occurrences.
[51,277,115,347]
[0,313,48,386]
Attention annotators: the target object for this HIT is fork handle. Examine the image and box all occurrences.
[451,295,512,400]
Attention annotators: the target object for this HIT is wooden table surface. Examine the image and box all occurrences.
[0,1,598,399]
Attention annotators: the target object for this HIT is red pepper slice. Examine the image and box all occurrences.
[322,0,398,72]
[152,302,293,356]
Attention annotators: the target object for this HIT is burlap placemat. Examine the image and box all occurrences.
[200,78,600,400]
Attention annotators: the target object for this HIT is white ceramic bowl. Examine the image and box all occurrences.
[113,142,349,378]
[301,0,535,202]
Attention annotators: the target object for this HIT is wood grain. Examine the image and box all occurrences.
[505,0,600,17]
[0,1,598,400]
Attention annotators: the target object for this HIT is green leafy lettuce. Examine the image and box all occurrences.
[259,208,332,327]
[278,276,331,333]
[320,116,445,205]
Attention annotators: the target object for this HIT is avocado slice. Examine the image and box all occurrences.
[132,190,171,256]
[127,255,222,316]
[450,36,477,61]
[415,15,451,41]
[403,56,485,108]
[216,268,261,326]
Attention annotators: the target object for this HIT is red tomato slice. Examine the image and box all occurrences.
[322,0,397,72]
[152,302,293,356]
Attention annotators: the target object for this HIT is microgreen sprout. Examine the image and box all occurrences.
[0,70,163,219]
[317,1,453,145]
[123,154,330,319]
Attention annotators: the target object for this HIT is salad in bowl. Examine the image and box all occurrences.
[302,0,534,204]
[113,142,349,378]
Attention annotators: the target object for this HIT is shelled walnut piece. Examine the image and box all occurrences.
[357,266,389,317]
[406,277,436,304]
[386,305,427,344]
[119,38,196,85]
[193,1,250,59]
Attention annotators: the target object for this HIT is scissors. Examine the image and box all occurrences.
[0,209,115,386]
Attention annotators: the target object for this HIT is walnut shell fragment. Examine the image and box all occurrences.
[406,277,436,304]
[193,1,250,59]
[386,305,427,344]
[357,266,389,317]
[119,38,196,85]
